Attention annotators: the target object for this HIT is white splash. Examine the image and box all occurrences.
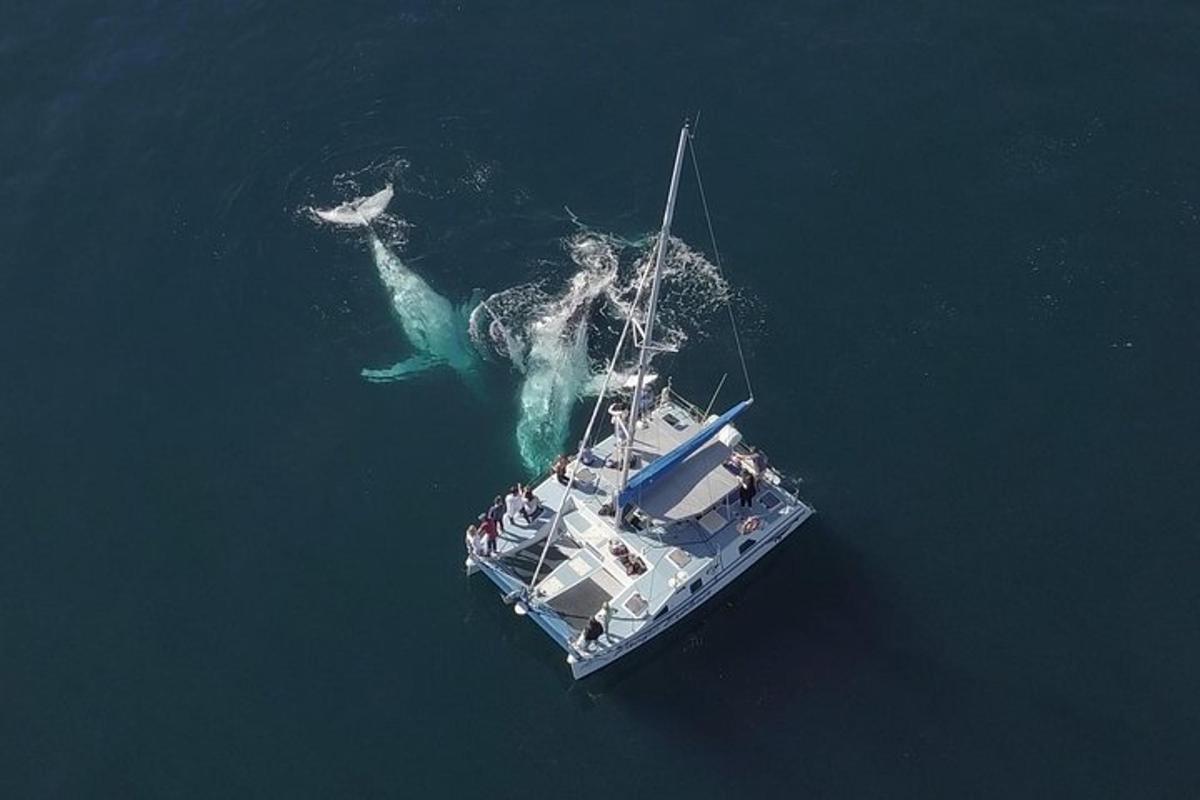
[473,230,729,474]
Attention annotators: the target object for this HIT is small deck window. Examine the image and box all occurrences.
[760,492,781,510]
[689,578,703,594]
[738,538,759,555]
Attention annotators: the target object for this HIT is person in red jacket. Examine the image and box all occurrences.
[478,513,499,557]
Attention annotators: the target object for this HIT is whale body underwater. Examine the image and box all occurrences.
[313,188,695,479]
[313,186,480,387]
[470,234,624,474]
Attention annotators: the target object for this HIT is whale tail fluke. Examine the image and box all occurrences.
[361,353,445,383]
[312,184,394,227]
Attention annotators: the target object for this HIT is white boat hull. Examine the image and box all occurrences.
[567,502,813,679]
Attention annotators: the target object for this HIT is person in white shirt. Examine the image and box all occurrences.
[465,524,484,556]
[504,485,523,526]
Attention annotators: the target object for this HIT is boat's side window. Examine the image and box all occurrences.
[654,605,668,620]
[689,578,703,594]
[738,538,758,555]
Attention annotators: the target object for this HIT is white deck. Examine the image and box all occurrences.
[470,394,814,676]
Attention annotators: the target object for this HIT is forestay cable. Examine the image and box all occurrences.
[687,132,754,401]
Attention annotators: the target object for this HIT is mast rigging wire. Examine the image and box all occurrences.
[686,132,754,401]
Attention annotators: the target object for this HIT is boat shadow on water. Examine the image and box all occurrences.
[563,515,906,727]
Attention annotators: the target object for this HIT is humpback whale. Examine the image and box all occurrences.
[472,235,617,473]
[313,185,480,387]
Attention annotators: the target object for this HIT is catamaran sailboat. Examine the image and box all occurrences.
[465,124,814,679]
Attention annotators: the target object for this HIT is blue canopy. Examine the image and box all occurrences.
[617,399,752,509]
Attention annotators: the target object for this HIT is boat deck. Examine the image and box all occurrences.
[469,395,812,662]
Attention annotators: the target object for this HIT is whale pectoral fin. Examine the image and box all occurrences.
[460,289,484,321]
[361,354,445,383]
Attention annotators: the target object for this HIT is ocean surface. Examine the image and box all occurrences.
[3,2,1198,797]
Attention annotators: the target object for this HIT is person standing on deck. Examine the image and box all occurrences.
[487,495,506,533]
[478,513,499,557]
[608,401,629,444]
[504,485,523,526]
[738,471,757,508]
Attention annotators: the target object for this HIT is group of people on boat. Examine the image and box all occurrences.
[464,484,543,559]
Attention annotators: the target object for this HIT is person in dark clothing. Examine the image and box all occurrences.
[738,471,757,508]
[487,495,506,533]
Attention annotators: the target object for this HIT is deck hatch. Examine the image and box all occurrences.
[667,548,692,568]
[624,592,648,616]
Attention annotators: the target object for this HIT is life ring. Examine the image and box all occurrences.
[738,515,762,535]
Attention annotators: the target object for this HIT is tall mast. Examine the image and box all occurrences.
[616,123,690,518]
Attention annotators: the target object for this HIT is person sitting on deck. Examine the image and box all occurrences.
[504,485,523,526]
[574,603,610,651]
[579,445,599,467]
[487,495,506,533]
[552,454,569,486]
[519,489,541,524]
[576,616,605,651]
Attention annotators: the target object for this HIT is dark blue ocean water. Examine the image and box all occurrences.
[3,2,1198,796]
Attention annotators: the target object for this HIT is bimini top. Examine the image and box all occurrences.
[616,398,752,510]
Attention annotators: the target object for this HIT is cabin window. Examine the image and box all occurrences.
[689,578,703,594]
[738,539,758,555]
[654,605,669,620]
[760,492,781,510]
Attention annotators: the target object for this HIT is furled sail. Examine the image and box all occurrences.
[616,398,752,509]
